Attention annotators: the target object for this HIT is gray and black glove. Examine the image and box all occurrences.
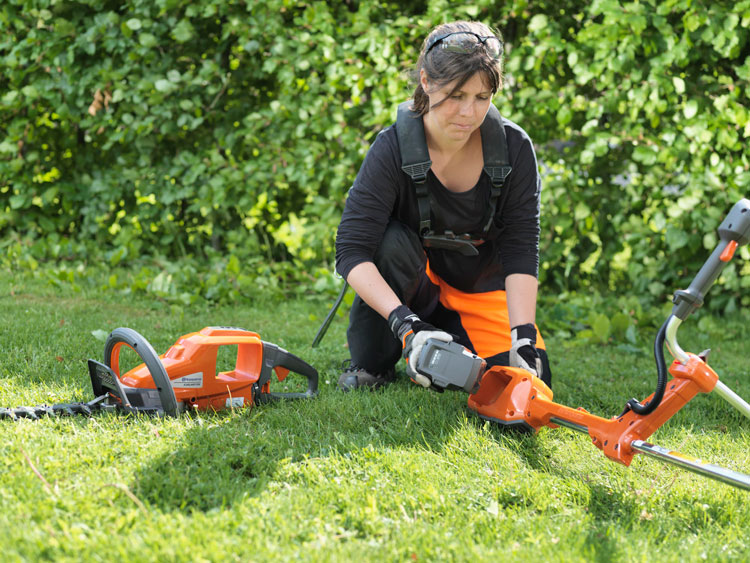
[509,323,542,377]
[388,305,453,387]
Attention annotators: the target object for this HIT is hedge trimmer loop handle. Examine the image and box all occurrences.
[102,327,179,417]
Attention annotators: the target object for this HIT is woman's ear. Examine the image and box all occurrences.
[419,68,431,93]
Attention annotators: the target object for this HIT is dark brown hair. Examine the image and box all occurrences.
[411,21,503,115]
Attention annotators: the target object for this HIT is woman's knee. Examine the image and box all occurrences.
[373,220,425,280]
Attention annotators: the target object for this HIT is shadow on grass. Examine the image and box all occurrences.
[129,367,750,518]
[130,377,469,512]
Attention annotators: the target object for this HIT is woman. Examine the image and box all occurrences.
[335,20,551,390]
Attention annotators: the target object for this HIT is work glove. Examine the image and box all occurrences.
[388,305,453,388]
[509,323,542,378]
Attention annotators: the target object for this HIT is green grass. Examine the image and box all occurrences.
[2,272,749,562]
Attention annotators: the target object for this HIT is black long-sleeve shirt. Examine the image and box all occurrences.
[335,113,541,294]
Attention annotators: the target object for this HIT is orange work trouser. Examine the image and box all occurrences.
[425,261,546,360]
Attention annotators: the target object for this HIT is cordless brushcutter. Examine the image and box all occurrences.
[414,199,750,490]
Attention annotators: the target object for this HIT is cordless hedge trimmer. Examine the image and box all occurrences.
[1,326,318,420]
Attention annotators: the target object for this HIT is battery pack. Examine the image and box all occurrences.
[417,339,487,393]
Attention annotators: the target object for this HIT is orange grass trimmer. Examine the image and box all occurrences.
[415,199,750,490]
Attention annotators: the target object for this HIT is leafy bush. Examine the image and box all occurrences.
[2,0,749,311]
[1,0,403,270]
[506,0,750,311]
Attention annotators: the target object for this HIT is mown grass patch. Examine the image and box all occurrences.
[2,273,749,561]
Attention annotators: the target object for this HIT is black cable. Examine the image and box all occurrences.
[311,281,349,348]
[624,315,671,416]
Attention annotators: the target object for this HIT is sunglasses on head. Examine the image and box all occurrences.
[425,31,504,59]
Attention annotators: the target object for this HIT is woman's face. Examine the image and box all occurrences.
[420,70,494,142]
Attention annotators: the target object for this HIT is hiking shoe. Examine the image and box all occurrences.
[337,362,396,391]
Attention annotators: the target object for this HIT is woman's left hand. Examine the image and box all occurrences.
[509,323,542,377]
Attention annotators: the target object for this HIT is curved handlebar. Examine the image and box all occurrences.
[627,198,750,416]
[102,327,179,417]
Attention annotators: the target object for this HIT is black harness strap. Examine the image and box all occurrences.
[480,104,513,233]
[396,100,512,242]
[396,102,432,236]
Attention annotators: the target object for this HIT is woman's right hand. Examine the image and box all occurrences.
[388,305,453,387]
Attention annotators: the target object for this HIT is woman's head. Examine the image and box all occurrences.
[412,21,503,115]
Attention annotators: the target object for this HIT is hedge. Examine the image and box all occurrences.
[2,0,749,309]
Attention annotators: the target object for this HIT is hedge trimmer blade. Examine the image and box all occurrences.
[0,395,106,421]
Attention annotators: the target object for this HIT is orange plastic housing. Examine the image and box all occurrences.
[468,354,719,466]
[115,327,284,411]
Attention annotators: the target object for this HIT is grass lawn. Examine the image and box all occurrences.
[1,271,749,562]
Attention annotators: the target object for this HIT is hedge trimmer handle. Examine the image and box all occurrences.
[672,198,750,321]
[94,327,179,417]
[254,342,319,404]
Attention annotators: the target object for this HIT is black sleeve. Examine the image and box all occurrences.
[497,123,541,278]
[335,127,404,280]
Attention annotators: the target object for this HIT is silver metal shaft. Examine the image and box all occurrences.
[549,416,588,434]
[631,440,750,491]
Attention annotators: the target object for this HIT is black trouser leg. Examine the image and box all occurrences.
[347,220,438,373]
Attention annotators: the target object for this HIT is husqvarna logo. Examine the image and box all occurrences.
[171,372,203,389]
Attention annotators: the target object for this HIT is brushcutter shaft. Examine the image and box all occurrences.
[548,411,750,490]
[549,417,588,434]
[672,198,750,320]
[631,440,750,491]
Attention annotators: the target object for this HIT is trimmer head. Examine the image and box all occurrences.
[88,326,318,416]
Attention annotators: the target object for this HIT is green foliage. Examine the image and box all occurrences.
[1,0,417,276]
[2,0,750,310]
[504,0,750,311]
[537,289,673,350]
